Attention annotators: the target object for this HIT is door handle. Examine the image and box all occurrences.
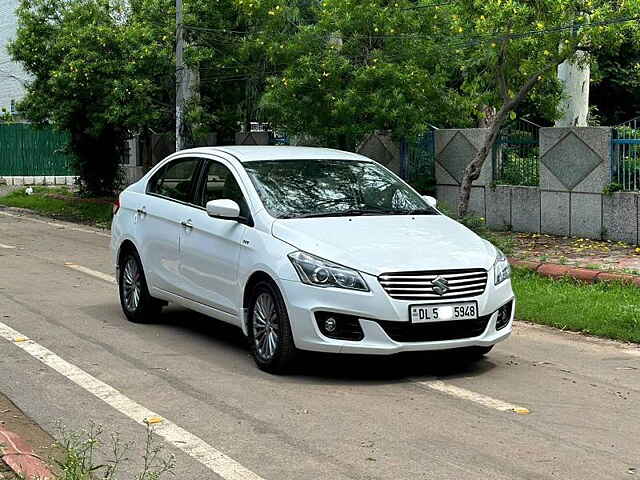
[181,219,193,229]
[136,207,147,216]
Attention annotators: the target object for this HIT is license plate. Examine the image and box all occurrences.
[410,302,478,323]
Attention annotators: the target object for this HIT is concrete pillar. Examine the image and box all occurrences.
[434,129,493,217]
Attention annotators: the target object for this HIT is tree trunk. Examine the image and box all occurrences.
[457,66,556,218]
[457,112,506,218]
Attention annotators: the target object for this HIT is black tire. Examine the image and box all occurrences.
[460,345,494,359]
[248,280,297,374]
[118,248,163,324]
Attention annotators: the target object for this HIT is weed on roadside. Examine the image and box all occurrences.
[54,422,175,480]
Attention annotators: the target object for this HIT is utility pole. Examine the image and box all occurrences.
[175,0,185,151]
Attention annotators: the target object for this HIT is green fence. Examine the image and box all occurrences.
[0,123,74,176]
[492,118,540,186]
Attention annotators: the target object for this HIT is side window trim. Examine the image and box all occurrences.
[145,156,205,209]
[198,157,254,227]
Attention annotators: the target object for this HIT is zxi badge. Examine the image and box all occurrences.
[432,276,450,296]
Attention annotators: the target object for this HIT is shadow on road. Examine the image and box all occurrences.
[141,305,498,385]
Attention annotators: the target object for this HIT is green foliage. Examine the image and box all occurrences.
[237,0,473,147]
[0,108,14,124]
[603,182,624,195]
[9,0,174,195]
[0,187,114,227]
[513,267,640,343]
[592,39,640,125]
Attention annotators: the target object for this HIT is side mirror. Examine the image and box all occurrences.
[422,195,437,208]
[206,199,241,220]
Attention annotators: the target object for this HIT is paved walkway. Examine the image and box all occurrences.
[494,231,640,275]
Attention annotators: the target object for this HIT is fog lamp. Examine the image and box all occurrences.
[324,317,337,333]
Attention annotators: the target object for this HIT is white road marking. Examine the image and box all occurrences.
[416,380,530,415]
[0,243,16,249]
[0,321,266,480]
[64,263,116,284]
[0,211,111,238]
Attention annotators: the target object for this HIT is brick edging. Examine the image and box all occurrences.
[508,257,640,286]
[0,427,55,480]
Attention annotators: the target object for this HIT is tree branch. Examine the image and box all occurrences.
[496,40,510,104]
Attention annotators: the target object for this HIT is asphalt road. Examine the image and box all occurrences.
[1,207,639,480]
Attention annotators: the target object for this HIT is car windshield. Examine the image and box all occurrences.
[243,159,438,219]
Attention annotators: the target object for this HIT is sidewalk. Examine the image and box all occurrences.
[494,230,640,277]
[0,393,58,480]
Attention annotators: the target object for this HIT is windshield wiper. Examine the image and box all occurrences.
[280,207,438,219]
[285,209,387,219]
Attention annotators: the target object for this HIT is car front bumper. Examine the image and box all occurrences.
[278,272,514,355]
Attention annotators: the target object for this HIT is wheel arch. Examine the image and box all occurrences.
[242,270,280,336]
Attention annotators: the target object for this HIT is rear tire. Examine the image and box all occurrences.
[118,249,163,324]
[248,280,297,374]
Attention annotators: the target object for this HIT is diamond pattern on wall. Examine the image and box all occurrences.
[541,132,603,191]
[437,132,476,184]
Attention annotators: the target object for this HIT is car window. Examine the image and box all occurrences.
[148,158,200,203]
[200,160,250,218]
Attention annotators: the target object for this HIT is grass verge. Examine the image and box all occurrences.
[512,267,640,343]
[0,187,113,228]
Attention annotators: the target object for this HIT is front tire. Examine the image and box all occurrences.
[118,249,162,323]
[248,281,297,374]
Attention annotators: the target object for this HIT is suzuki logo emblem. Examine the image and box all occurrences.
[432,276,450,296]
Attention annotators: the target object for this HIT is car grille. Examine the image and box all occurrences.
[378,269,488,300]
[375,316,491,343]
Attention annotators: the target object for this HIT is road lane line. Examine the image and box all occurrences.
[0,211,111,238]
[0,321,266,480]
[416,380,530,415]
[0,243,16,249]
[64,263,116,284]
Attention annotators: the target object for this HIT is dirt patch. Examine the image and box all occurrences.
[0,393,62,476]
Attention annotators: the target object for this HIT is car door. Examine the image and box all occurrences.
[138,156,202,295]
[178,157,251,317]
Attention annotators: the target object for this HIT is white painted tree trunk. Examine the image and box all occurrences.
[555,50,590,127]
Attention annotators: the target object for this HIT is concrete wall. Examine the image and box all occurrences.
[0,0,28,113]
[357,131,401,175]
[435,126,640,245]
[435,129,494,218]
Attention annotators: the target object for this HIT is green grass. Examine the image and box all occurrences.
[512,267,640,343]
[0,187,113,228]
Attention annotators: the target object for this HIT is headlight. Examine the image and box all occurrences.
[288,251,369,291]
[494,248,511,285]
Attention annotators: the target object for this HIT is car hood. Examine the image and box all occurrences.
[271,215,496,276]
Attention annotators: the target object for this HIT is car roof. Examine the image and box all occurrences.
[176,146,372,163]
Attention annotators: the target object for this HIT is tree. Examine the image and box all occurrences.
[9,0,174,196]
[591,39,640,125]
[453,0,640,217]
[235,0,474,149]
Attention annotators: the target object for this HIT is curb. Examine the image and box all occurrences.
[508,257,640,286]
[0,427,55,480]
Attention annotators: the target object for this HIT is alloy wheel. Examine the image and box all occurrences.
[122,257,142,312]
[253,292,280,361]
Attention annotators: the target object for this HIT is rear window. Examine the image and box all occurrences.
[148,158,200,203]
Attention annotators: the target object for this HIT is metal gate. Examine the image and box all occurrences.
[492,118,540,186]
[611,117,640,191]
[404,130,436,194]
[0,123,74,176]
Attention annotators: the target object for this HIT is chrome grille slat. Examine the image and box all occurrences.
[379,272,486,281]
[379,269,488,300]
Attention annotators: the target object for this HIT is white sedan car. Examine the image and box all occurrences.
[111,146,514,373]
